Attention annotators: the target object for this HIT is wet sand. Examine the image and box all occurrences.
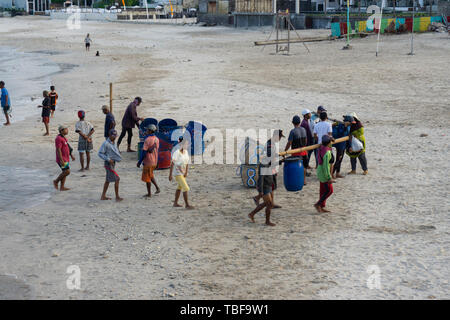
[0,16,449,299]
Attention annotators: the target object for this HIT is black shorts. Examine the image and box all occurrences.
[257,174,274,196]
[85,43,90,48]
[51,105,56,111]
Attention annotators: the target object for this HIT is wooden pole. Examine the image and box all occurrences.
[109,82,113,114]
[279,136,349,156]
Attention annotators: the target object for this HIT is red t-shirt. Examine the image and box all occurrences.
[55,134,70,164]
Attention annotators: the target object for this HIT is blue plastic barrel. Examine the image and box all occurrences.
[283,157,304,191]
[185,121,207,155]
[137,142,144,161]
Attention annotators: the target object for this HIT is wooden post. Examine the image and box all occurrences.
[279,136,350,156]
[109,83,113,114]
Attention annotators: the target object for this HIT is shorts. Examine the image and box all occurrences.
[2,105,10,112]
[257,174,274,196]
[58,162,70,171]
[175,175,190,192]
[272,174,277,191]
[42,116,50,124]
[51,105,56,111]
[85,43,90,48]
[78,139,93,153]
[141,165,156,183]
[104,161,119,183]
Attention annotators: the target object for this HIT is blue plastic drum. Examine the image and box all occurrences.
[185,121,207,155]
[283,157,304,192]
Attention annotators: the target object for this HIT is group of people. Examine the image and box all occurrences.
[51,97,195,209]
[249,106,368,226]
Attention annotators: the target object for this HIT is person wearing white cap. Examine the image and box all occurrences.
[301,108,315,171]
[137,124,160,197]
[53,125,75,191]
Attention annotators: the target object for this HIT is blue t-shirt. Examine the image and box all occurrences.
[1,88,11,107]
[332,123,350,151]
[104,113,115,137]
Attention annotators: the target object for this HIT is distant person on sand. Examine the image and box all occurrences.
[0,81,11,126]
[249,129,284,226]
[53,125,75,191]
[169,137,194,209]
[314,135,336,213]
[252,129,285,209]
[117,97,144,152]
[49,86,58,118]
[75,110,94,171]
[102,105,115,140]
[137,124,160,197]
[301,109,315,171]
[345,113,368,175]
[37,90,51,136]
[85,34,92,51]
[98,129,123,202]
[285,115,308,184]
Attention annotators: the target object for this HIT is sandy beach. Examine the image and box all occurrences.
[0,16,449,299]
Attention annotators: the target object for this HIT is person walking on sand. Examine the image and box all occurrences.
[75,110,94,171]
[345,113,368,175]
[49,86,58,118]
[252,129,285,209]
[249,129,284,226]
[85,34,92,51]
[37,90,51,136]
[301,109,315,171]
[137,124,160,197]
[117,97,144,152]
[0,81,11,126]
[169,137,194,209]
[285,115,308,184]
[313,111,333,169]
[53,125,75,191]
[98,129,123,202]
[314,135,336,213]
[331,116,350,179]
[102,105,115,140]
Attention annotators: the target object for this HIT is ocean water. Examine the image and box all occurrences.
[0,47,61,126]
[0,48,61,210]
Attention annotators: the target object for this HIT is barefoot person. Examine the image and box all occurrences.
[314,135,336,213]
[137,124,160,197]
[249,129,284,226]
[253,129,285,208]
[75,110,94,171]
[301,109,315,171]
[169,137,194,209]
[37,90,51,136]
[49,86,58,118]
[85,34,92,51]
[117,97,144,152]
[53,125,75,191]
[98,129,123,202]
[331,116,350,179]
[0,81,11,126]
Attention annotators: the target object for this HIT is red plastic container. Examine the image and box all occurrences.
[157,150,171,170]
[340,22,347,35]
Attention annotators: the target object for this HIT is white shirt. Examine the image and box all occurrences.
[313,121,332,144]
[172,149,190,176]
[75,120,94,141]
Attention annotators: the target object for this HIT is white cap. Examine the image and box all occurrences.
[302,108,311,116]
[347,112,358,120]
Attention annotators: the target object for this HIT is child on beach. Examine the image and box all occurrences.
[137,124,160,197]
[37,90,51,136]
[98,129,123,202]
[85,34,92,51]
[75,110,94,171]
[314,135,336,213]
[169,137,194,209]
[53,125,75,191]
[49,86,58,118]
[0,81,11,126]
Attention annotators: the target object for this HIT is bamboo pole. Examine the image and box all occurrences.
[109,83,113,114]
[279,136,349,157]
